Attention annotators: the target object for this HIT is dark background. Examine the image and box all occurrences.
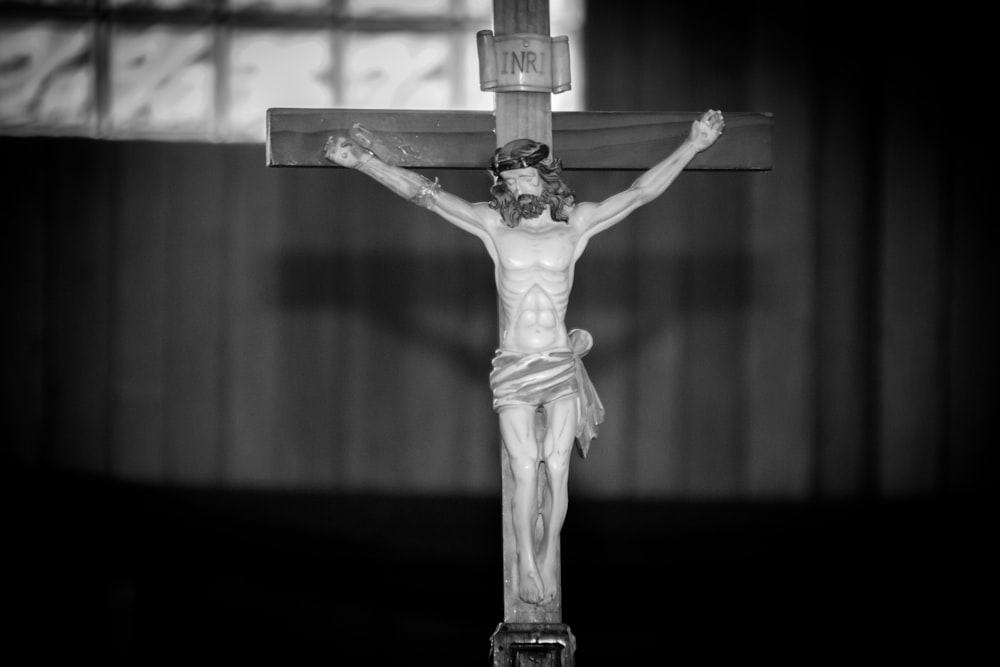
[4,1,994,663]
[9,468,990,663]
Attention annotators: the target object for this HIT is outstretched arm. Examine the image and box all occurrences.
[571,110,725,240]
[324,136,495,240]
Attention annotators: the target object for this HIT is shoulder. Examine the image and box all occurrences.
[567,201,598,229]
[468,201,505,229]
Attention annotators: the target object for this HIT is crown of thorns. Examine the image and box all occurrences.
[490,143,550,176]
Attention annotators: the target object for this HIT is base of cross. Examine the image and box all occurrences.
[490,623,577,666]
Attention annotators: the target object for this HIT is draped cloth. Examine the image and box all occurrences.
[489,328,605,458]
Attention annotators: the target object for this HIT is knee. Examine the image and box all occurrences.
[508,450,540,478]
[544,452,571,479]
[542,432,575,476]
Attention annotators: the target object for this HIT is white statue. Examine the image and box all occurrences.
[324,109,725,605]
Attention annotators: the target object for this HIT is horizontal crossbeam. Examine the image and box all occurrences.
[266,108,772,171]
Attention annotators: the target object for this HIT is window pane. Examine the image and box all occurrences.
[109,24,213,137]
[462,0,492,19]
[551,0,586,28]
[226,0,330,11]
[0,1,93,7]
[0,0,586,141]
[346,0,451,17]
[108,0,213,9]
[228,28,333,141]
[341,32,452,108]
[457,31,492,111]
[0,21,95,131]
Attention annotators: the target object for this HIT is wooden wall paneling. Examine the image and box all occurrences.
[578,2,759,497]
[44,139,114,473]
[684,171,746,496]
[944,23,995,495]
[5,139,48,465]
[329,176,366,489]
[396,199,454,491]
[392,170,484,491]
[6,1,990,499]
[315,176,353,490]
[629,13,692,497]
[812,30,878,497]
[456,201,505,495]
[743,10,815,497]
[568,172,638,497]
[632,192,692,496]
[110,141,170,480]
[270,167,341,488]
[386,186,453,491]
[331,174,403,490]
[224,145,282,484]
[363,191,427,490]
[571,3,637,497]
[357,180,419,491]
[947,161,995,494]
[162,143,227,484]
[677,27,750,498]
[877,50,948,496]
[429,169,505,493]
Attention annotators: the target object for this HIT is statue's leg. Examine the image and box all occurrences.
[538,395,578,603]
[498,404,544,604]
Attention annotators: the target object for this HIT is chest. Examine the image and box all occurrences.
[494,226,577,271]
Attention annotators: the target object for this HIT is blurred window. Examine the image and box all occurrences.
[0,0,585,142]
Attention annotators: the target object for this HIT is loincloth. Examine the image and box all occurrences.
[489,328,605,458]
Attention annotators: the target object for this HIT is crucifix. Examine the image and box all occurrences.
[266,0,771,663]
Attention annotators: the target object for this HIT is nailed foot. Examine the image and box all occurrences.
[517,559,545,604]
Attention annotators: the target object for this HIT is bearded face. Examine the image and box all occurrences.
[489,163,574,228]
[514,194,548,220]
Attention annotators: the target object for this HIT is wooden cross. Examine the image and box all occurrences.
[266,0,771,648]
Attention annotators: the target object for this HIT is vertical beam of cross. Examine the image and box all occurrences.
[490,0,563,626]
[492,0,553,148]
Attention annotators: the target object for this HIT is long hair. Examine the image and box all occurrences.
[488,139,575,227]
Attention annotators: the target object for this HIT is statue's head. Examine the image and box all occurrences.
[488,139,575,228]
[490,139,553,177]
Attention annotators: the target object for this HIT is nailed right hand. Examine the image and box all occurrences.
[324,136,370,168]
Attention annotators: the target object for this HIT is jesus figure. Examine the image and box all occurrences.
[324,109,725,605]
